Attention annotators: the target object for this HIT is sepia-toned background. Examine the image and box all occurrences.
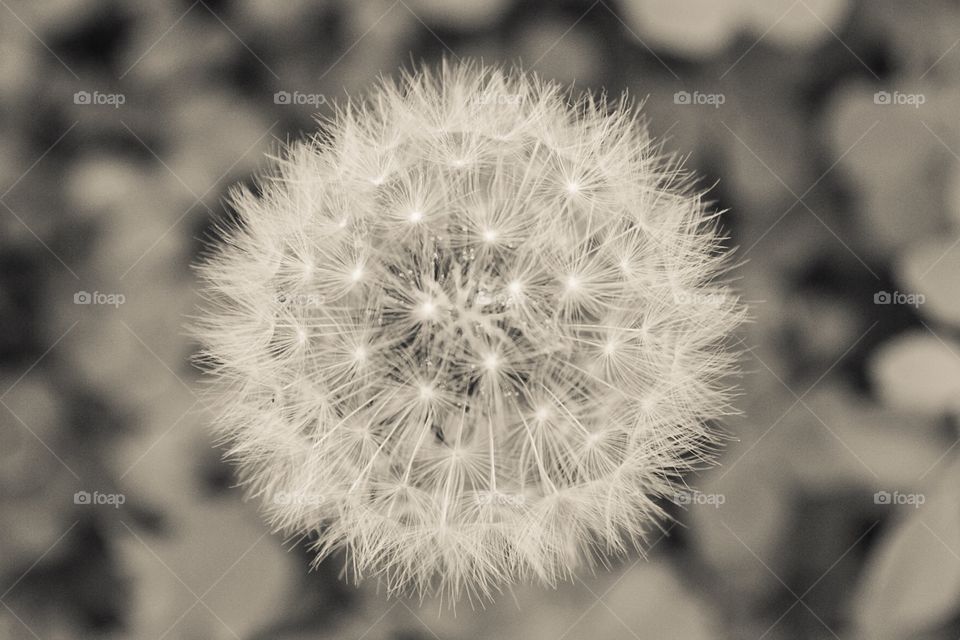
[2,1,959,638]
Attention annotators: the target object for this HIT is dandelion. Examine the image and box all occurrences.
[195,61,743,601]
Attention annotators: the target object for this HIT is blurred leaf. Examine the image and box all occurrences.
[0,23,36,104]
[311,0,417,98]
[867,0,960,77]
[592,561,718,640]
[166,89,275,202]
[825,82,951,253]
[119,11,239,90]
[119,500,296,640]
[64,154,160,222]
[948,164,960,232]
[233,0,329,38]
[870,331,960,416]
[687,455,792,604]
[115,386,296,639]
[2,0,100,35]
[748,0,851,50]
[0,375,78,575]
[513,17,603,86]
[898,237,960,329]
[374,560,718,640]
[621,0,850,58]
[777,384,944,492]
[853,456,960,640]
[403,0,513,30]
[621,0,740,58]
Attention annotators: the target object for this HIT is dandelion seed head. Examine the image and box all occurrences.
[195,61,744,602]
[603,339,618,356]
[418,299,436,319]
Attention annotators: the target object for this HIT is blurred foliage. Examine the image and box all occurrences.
[1,0,959,638]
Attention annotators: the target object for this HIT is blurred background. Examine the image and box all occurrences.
[2,0,959,638]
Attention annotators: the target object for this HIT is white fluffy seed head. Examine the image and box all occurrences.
[195,61,744,602]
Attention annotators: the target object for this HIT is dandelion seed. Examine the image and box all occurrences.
[603,339,618,356]
[418,382,435,401]
[418,299,437,320]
